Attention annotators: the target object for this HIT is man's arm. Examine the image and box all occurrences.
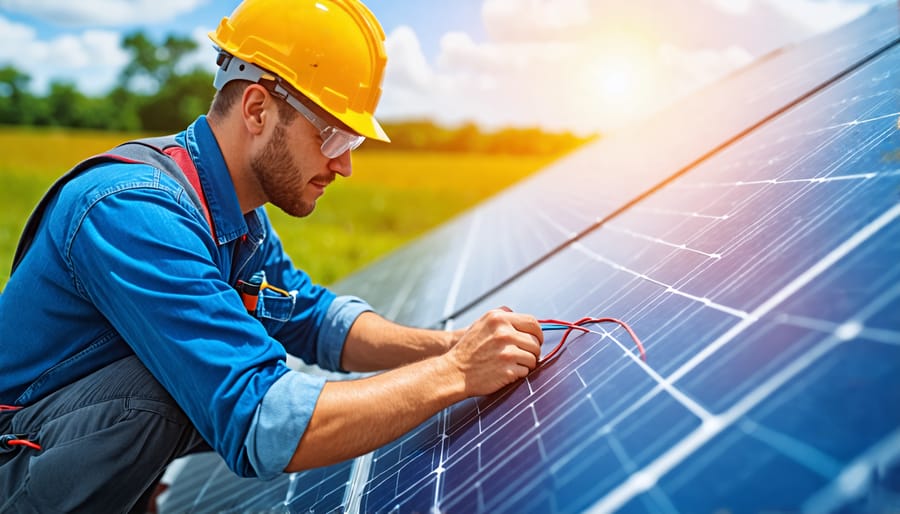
[339,311,464,372]
[286,309,542,471]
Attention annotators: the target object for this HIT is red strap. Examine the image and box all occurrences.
[162,147,217,242]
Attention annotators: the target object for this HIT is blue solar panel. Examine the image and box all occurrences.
[333,3,899,330]
[284,460,355,513]
[344,33,900,514]
[163,7,899,513]
[159,454,352,512]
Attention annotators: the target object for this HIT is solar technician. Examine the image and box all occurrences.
[0,0,544,511]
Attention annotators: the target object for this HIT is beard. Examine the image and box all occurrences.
[250,123,318,217]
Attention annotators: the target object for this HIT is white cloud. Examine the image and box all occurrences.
[0,12,35,42]
[376,26,437,121]
[658,44,755,98]
[384,25,434,92]
[378,16,757,135]
[481,0,592,41]
[763,0,873,33]
[376,0,879,134]
[702,0,878,33]
[0,15,219,96]
[0,15,128,95]
[0,0,880,134]
[702,0,754,15]
[0,0,209,26]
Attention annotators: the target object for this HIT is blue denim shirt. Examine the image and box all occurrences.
[0,115,372,479]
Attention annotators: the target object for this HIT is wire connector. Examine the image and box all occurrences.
[0,433,42,453]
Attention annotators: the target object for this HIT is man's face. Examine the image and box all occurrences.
[250,111,351,217]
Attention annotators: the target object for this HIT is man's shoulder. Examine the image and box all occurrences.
[57,158,192,212]
[44,159,203,249]
[74,156,173,192]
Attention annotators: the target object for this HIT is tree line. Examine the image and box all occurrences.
[0,32,596,155]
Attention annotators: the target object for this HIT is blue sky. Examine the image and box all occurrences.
[0,0,886,134]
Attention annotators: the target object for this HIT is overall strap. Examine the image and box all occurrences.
[10,135,215,277]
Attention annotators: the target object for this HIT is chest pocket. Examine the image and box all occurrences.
[236,270,297,330]
[257,288,296,323]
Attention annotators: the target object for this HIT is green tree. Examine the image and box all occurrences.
[116,31,215,132]
[138,69,214,132]
[0,66,32,124]
[104,85,142,131]
[44,81,85,127]
[119,31,199,91]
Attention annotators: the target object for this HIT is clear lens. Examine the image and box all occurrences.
[319,127,365,158]
[281,87,365,159]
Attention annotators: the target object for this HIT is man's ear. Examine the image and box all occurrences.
[241,83,272,136]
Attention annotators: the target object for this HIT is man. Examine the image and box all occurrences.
[0,0,543,511]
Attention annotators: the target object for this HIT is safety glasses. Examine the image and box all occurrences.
[276,89,365,158]
[214,51,365,158]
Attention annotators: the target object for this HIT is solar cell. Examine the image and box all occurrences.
[158,452,291,512]
[159,455,352,513]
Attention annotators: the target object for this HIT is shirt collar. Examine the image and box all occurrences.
[178,115,256,245]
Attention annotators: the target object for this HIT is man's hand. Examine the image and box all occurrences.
[444,308,544,397]
[288,308,543,472]
[445,326,466,350]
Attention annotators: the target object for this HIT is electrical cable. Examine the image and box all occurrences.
[538,317,645,365]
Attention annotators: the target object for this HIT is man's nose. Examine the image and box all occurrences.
[328,150,352,178]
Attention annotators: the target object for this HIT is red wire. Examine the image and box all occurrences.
[538,317,646,364]
[0,405,41,451]
[6,439,41,451]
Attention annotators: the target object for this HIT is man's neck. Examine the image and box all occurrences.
[206,112,266,214]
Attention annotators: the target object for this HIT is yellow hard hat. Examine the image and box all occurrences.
[209,0,390,142]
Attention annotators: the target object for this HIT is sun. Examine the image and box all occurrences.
[580,37,659,130]
[599,67,635,99]
[590,53,650,107]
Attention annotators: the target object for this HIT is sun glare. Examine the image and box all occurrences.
[590,54,650,108]
[600,68,633,98]
[580,34,659,131]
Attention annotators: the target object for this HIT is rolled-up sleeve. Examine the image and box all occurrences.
[245,370,327,479]
[243,297,372,479]
[316,295,373,371]
[258,215,374,372]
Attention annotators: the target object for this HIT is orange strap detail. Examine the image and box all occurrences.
[163,146,217,241]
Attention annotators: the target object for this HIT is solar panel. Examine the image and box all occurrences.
[159,453,353,512]
[160,6,899,513]
[360,34,900,514]
[333,3,899,330]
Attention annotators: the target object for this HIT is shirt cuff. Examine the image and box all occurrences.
[316,295,373,372]
[244,369,326,480]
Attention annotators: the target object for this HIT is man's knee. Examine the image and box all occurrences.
[0,356,205,512]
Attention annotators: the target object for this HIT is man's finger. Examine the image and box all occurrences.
[512,347,538,370]
[511,363,531,379]
[507,314,544,344]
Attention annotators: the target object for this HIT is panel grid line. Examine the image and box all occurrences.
[587,202,900,513]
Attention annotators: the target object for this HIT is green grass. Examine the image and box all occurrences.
[0,126,557,289]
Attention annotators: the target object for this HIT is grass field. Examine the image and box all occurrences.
[0,126,558,290]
